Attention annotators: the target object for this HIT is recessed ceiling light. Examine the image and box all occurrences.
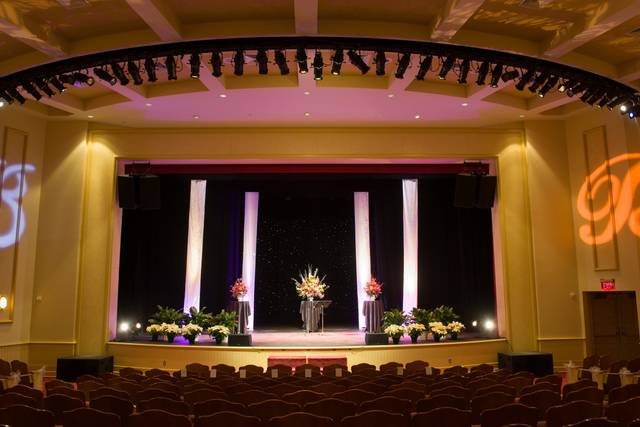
[193,114,200,119]
[461,102,469,107]
[0,101,5,108]
[87,115,94,119]
[414,114,421,119]
[144,102,152,107]
[304,112,311,117]
[387,93,395,98]
[519,114,525,118]
[219,94,227,98]
[303,91,311,95]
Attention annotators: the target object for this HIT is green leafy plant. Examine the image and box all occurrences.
[148,305,187,326]
[410,307,434,326]
[212,310,238,332]
[383,308,408,327]
[430,305,460,325]
[188,306,215,329]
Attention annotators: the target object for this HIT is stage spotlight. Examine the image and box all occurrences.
[189,53,201,78]
[586,91,603,106]
[391,53,409,79]
[22,82,42,100]
[438,56,455,80]
[35,79,54,97]
[135,322,142,330]
[312,51,324,81]
[557,79,570,93]
[347,50,370,74]
[7,88,25,104]
[458,58,470,84]
[476,61,490,85]
[94,67,117,85]
[111,63,130,85]
[483,319,495,331]
[210,52,223,77]
[256,49,268,75]
[415,55,432,80]
[49,76,66,93]
[296,48,308,74]
[274,50,289,75]
[0,89,12,105]
[471,320,478,327]
[128,61,144,85]
[165,55,177,80]
[537,75,558,98]
[233,50,244,76]
[596,96,610,109]
[489,63,503,87]
[628,105,640,119]
[119,322,130,333]
[515,68,535,91]
[528,73,548,93]
[606,96,624,111]
[500,68,519,82]
[579,90,592,103]
[374,50,386,76]
[620,103,629,113]
[331,49,344,75]
[566,82,585,98]
[71,72,94,87]
[145,58,158,82]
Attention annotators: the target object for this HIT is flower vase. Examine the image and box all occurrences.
[450,332,459,340]
[392,336,401,345]
[166,334,176,343]
[432,334,441,342]
[308,297,314,302]
[187,336,197,345]
[151,334,159,342]
[410,335,419,344]
[367,295,377,301]
[215,337,224,345]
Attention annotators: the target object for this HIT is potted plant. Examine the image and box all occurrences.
[148,305,187,326]
[384,324,405,344]
[181,323,203,345]
[146,324,162,341]
[208,325,230,344]
[429,321,448,342]
[431,305,460,325]
[293,265,329,301]
[212,309,238,333]
[447,321,465,340]
[406,323,426,344]
[383,308,407,328]
[188,306,214,329]
[161,322,181,343]
[364,277,382,301]
[411,307,434,326]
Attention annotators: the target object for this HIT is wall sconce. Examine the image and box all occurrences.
[0,296,8,310]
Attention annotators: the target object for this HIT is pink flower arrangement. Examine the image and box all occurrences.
[364,277,382,298]
[230,278,248,300]
[293,265,328,300]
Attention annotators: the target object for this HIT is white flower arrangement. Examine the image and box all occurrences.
[181,323,203,337]
[146,324,162,335]
[447,321,465,334]
[406,323,426,336]
[161,322,181,335]
[384,324,406,337]
[208,325,231,340]
[429,321,448,336]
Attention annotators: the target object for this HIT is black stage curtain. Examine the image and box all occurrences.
[199,183,245,314]
[417,175,496,324]
[369,181,404,311]
[254,182,357,328]
[117,175,191,324]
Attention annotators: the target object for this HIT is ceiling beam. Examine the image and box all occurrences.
[124,0,182,41]
[544,0,640,58]
[0,1,67,57]
[38,92,85,114]
[294,0,318,35]
[430,0,485,41]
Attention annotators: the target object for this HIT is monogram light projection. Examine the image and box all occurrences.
[0,161,35,249]
[577,153,640,245]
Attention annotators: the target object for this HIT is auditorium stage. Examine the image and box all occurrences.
[107,329,509,372]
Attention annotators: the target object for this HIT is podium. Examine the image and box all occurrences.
[300,300,332,333]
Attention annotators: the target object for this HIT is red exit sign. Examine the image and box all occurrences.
[600,279,616,291]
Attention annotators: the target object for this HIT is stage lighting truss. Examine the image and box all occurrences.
[0,36,637,118]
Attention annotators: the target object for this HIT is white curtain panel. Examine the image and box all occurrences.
[354,192,372,330]
[402,179,419,314]
[242,192,259,331]
[183,180,207,313]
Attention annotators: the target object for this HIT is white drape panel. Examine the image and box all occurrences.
[183,180,207,313]
[354,192,372,330]
[242,192,259,330]
[402,179,419,314]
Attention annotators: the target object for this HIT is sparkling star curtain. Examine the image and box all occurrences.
[402,179,418,313]
[183,180,207,312]
[354,192,372,329]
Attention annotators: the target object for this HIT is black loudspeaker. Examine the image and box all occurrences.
[56,355,114,382]
[117,175,161,209]
[497,352,553,377]
[476,175,497,208]
[365,333,389,345]
[454,174,478,208]
[228,334,252,346]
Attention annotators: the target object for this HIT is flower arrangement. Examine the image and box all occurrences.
[384,324,406,344]
[208,325,230,344]
[447,321,465,339]
[406,323,426,343]
[429,321,448,342]
[146,324,163,341]
[293,265,329,300]
[181,323,203,345]
[364,277,382,300]
[231,278,248,300]
[161,322,181,343]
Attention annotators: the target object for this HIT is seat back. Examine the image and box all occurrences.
[415,394,468,412]
[138,397,189,415]
[247,399,301,421]
[412,407,471,427]
[128,409,191,427]
[89,395,135,421]
[62,407,121,427]
[341,409,408,427]
[0,404,54,427]
[304,398,356,422]
[195,411,261,427]
[359,396,412,416]
[194,398,247,418]
[605,396,640,426]
[518,389,562,420]
[269,412,334,427]
[545,400,603,427]
[479,403,537,427]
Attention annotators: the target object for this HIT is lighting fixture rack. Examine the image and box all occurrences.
[0,36,637,117]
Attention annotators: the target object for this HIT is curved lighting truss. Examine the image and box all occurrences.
[0,36,637,117]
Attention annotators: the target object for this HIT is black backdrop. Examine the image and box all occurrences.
[117,174,496,329]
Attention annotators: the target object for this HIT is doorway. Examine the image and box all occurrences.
[584,291,640,360]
